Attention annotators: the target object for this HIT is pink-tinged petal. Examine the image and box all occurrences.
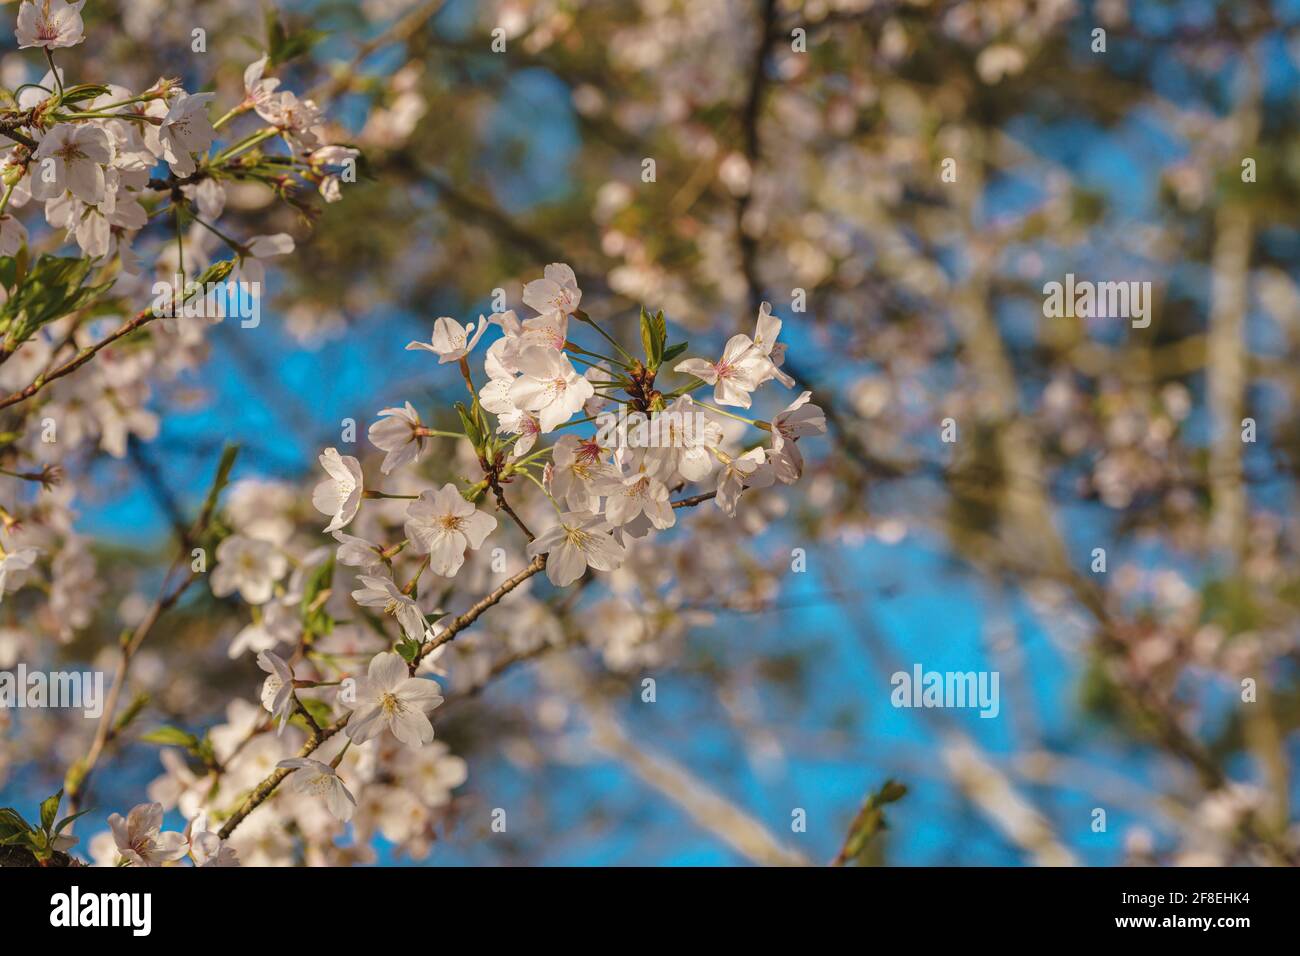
[108,813,131,849]
[509,376,550,411]
[713,377,753,409]
[721,333,756,365]
[513,345,560,379]
[674,358,716,382]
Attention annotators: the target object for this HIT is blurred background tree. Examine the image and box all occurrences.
[2,0,1299,865]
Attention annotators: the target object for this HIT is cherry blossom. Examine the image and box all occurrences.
[749,302,795,389]
[403,483,498,577]
[277,758,358,822]
[108,802,188,867]
[344,651,445,748]
[313,448,364,533]
[31,124,113,204]
[549,434,619,510]
[714,447,773,516]
[406,316,489,363]
[145,92,217,177]
[185,813,239,867]
[767,392,828,485]
[596,470,676,531]
[257,650,296,734]
[522,262,582,316]
[674,334,768,408]
[14,0,84,50]
[332,530,385,569]
[351,574,427,641]
[527,511,628,587]
[368,402,427,474]
[508,346,594,432]
[211,535,288,605]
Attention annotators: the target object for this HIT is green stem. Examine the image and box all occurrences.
[212,103,250,131]
[695,399,761,426]
[574,310,635,364]
[44,50,64,100]
[521,469,563,512]
[213,127,278,164]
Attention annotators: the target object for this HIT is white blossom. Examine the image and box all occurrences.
[406,316,489,364]
[522,262,582,316]
[15,0,85,50]
[674,334,768,408]
[508,346,594,432]
[344,651,445,748]
[368,402,427,475]
[312,447,364,533]
[351,573,427,641]
[107,802,188,867]
[715,447,773,515]
[256,649,296,734]
[526,511,627,587]
[31,124,113,204]
[767,391,827,484]
[211,535,288,605]
[403,483,497,577]
[277,757,357,822]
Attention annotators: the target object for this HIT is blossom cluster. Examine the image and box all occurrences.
[176,262,824,857]
[0,0,359,619]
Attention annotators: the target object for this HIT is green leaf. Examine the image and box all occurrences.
[39,789,62,832]
[266,10,327,66]
[0,254,115,354]
[140,726,200,749]
[59,83,111,105]
[638,307,668,371]
[837,778,908,865]
[298,697,333,730]
[54,808,92,835]
[455,402,483,449]
[197,443,240,526]
[301,554,336,638]
[661,341,688,364]
[112,692,150,734]
[0,807,31,839]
